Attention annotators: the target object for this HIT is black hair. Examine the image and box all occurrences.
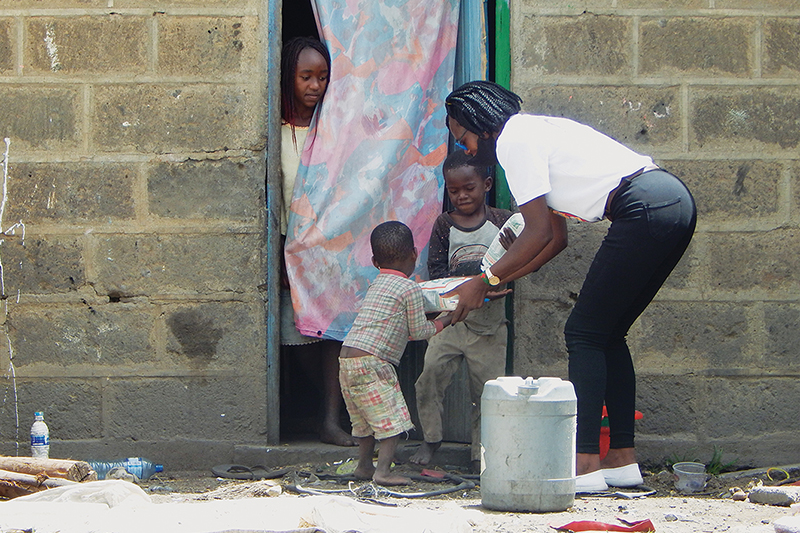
[445,80,522,135]
[371,221,415,266]
[281,36,332,128]
[442,150,490,181]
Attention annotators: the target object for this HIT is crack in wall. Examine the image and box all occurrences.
[1,138,25,455]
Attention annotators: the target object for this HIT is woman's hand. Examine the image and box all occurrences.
[443,276,491,323]
[499,226,517,250]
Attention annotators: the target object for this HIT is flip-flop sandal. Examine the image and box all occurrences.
[212,464,257,480]
[212,464,291,480]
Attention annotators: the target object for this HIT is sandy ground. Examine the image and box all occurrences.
[132,464,800,533]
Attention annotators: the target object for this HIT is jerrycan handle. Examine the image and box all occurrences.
[518,377,539,397]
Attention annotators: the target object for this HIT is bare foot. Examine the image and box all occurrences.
[409,441,441,465]
[320,425,357,447]
[373,472,411,486]
[354,464,376,480]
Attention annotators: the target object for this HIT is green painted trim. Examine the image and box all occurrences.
[493,0,515,375]
[494,0,511,211]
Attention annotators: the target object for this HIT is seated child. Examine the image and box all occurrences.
[339,221,453,486]
[410,150,514,472]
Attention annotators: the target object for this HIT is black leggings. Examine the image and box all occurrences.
[564,170,696,454]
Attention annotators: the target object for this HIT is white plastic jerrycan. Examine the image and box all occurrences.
[481,376,577,512]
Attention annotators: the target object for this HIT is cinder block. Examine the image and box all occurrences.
[0,18,12,74]
[148,158,264,221]
[691,87,800,152]
[92,233,263,295]
[660,240,696,291]
[113,0,247,6]
[512,299,570,378]
[104,377,266,441]
[26,16,148,75]
[516,14,631,76]
[0,236,85,294]
[5,162,136,224]
[764,18,800,78]
[634,302,750,371]
[616,0,706,6]
[0,86,79,150]
[709,230,800,292]
[0,1,104,6]
[163,301,266,371]
[513,85,681,152]
[8,304,154,368]
[0,379,103,443]
[637,374,704,437]
[517,0,612,8]
[92,84,261,153]
[663,160,781,222]
[158,16,257,76]
[699,377,800,437]
[716,0,800,8]
[792,163,800,216]
[640,17,753,77]
[764,303,800,370]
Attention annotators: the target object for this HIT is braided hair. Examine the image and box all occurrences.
[445,81,522,135]
[371,221,415,266]
[280,36,331,128]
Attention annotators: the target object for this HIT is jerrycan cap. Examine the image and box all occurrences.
[518,377,539,397]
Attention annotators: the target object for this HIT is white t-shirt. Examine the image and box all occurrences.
[495,114,656,222]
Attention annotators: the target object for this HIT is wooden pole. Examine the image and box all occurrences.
[0,456,97,482]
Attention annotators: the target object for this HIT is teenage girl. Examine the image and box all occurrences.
[280,37,354,446]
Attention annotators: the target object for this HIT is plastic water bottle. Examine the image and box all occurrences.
[87,457,164,480]
[30,412,50,459]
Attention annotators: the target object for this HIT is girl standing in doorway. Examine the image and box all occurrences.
[280,37,354,446]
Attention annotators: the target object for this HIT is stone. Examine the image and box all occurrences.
[748,486,800,506]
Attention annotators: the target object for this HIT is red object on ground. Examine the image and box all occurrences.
[551,518,655,532]
[599,407,644,459]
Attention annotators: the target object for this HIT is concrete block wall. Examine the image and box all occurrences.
[510,0,800,467]
[0,1,268,470]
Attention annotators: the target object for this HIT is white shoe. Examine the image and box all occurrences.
[575,470,608,492]
[602,463,644,487]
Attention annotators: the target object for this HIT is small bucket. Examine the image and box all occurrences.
[673,462,707,492]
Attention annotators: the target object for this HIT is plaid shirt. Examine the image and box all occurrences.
[343,269,442,366]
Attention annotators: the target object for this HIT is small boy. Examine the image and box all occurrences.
[339,220,453,486]
[410,150,513,472]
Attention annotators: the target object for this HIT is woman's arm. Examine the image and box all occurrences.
[444,196,562,322]
[501,210,567,283]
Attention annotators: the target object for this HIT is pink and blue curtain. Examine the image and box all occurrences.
[284,0,459,340]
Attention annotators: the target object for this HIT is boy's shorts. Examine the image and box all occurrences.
[339,354,414,440]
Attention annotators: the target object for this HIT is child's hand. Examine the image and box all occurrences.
[499,227,517,251]
[485,288,513,301]
[437,312,454,328]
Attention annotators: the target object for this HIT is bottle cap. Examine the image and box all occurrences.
[34,411,44,419]
[156,464,164,473]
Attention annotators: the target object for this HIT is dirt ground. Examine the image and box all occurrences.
[134,461,800,533]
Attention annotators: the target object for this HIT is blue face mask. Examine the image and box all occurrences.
[453,128,468,151]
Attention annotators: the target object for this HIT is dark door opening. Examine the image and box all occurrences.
[282,0,319,43]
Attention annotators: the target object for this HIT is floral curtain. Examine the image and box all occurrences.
[284,0,459,340]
